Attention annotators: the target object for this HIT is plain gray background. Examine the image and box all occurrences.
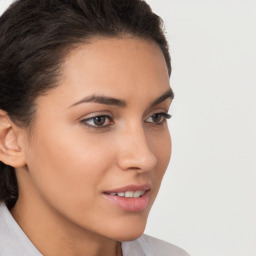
[144,1,256,256]
[1,1,256,255]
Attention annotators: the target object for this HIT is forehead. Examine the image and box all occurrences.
[41,38,171,108]
[63,38,169,95]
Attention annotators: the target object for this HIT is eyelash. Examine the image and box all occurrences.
[80,112,172,130]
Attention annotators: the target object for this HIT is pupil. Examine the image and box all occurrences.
[152,114,162,123]
[94,116,106,126]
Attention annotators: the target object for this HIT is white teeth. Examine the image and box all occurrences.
[108,190,146,198]
[124,191,145,198]
[125,191,134,198]
[133,191,145,198]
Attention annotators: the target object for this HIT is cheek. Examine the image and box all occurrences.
[25,124,115,208]
[151,128,172,183]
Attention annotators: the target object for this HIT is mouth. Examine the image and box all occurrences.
[103,184,151,212]
[104,190,146,198]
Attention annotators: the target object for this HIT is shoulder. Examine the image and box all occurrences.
[122,234,190,256]
[0,203,42,256]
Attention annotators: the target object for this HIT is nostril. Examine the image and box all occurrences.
[128,167,145,173]
[129,167,141,170]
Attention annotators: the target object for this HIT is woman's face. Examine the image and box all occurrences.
[20,38,172,241]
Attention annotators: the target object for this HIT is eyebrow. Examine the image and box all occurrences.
[70,95,127,108]
[150,89,174,107]
[69,88,174,108]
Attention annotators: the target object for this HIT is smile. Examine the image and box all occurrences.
[103,184,151,212]
[105,191,146,198]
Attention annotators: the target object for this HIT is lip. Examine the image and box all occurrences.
[103,184,151,212]
[104,184,152,194]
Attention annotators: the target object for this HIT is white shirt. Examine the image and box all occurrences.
[0,203,189,256]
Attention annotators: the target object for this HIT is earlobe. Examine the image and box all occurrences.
[0,110,26,168]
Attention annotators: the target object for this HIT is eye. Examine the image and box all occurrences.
[145,112,171,124]
[80,115,113,128]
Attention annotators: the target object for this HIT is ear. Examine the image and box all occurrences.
[0,110,26,168]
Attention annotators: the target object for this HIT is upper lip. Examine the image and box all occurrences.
[104,184,152,194]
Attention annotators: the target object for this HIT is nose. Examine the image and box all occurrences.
[117,125,157,172]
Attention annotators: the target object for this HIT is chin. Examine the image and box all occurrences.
[107,216,148,242]
[113,229,145,242]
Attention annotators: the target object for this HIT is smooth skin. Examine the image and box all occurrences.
[0,38,173,256]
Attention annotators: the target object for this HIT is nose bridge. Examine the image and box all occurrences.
[117,122,157,172]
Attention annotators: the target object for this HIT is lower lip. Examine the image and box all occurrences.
[103,191,149,212]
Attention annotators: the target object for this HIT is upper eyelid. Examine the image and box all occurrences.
[145,112,171,121]
[83,114,112,120]
[79,111,113,120]
[80,109,170,120]
[144,108,170,118]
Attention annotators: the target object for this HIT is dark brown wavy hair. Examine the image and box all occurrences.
[0,0,171,208]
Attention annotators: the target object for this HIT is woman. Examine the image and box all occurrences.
[0,0,189,255]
